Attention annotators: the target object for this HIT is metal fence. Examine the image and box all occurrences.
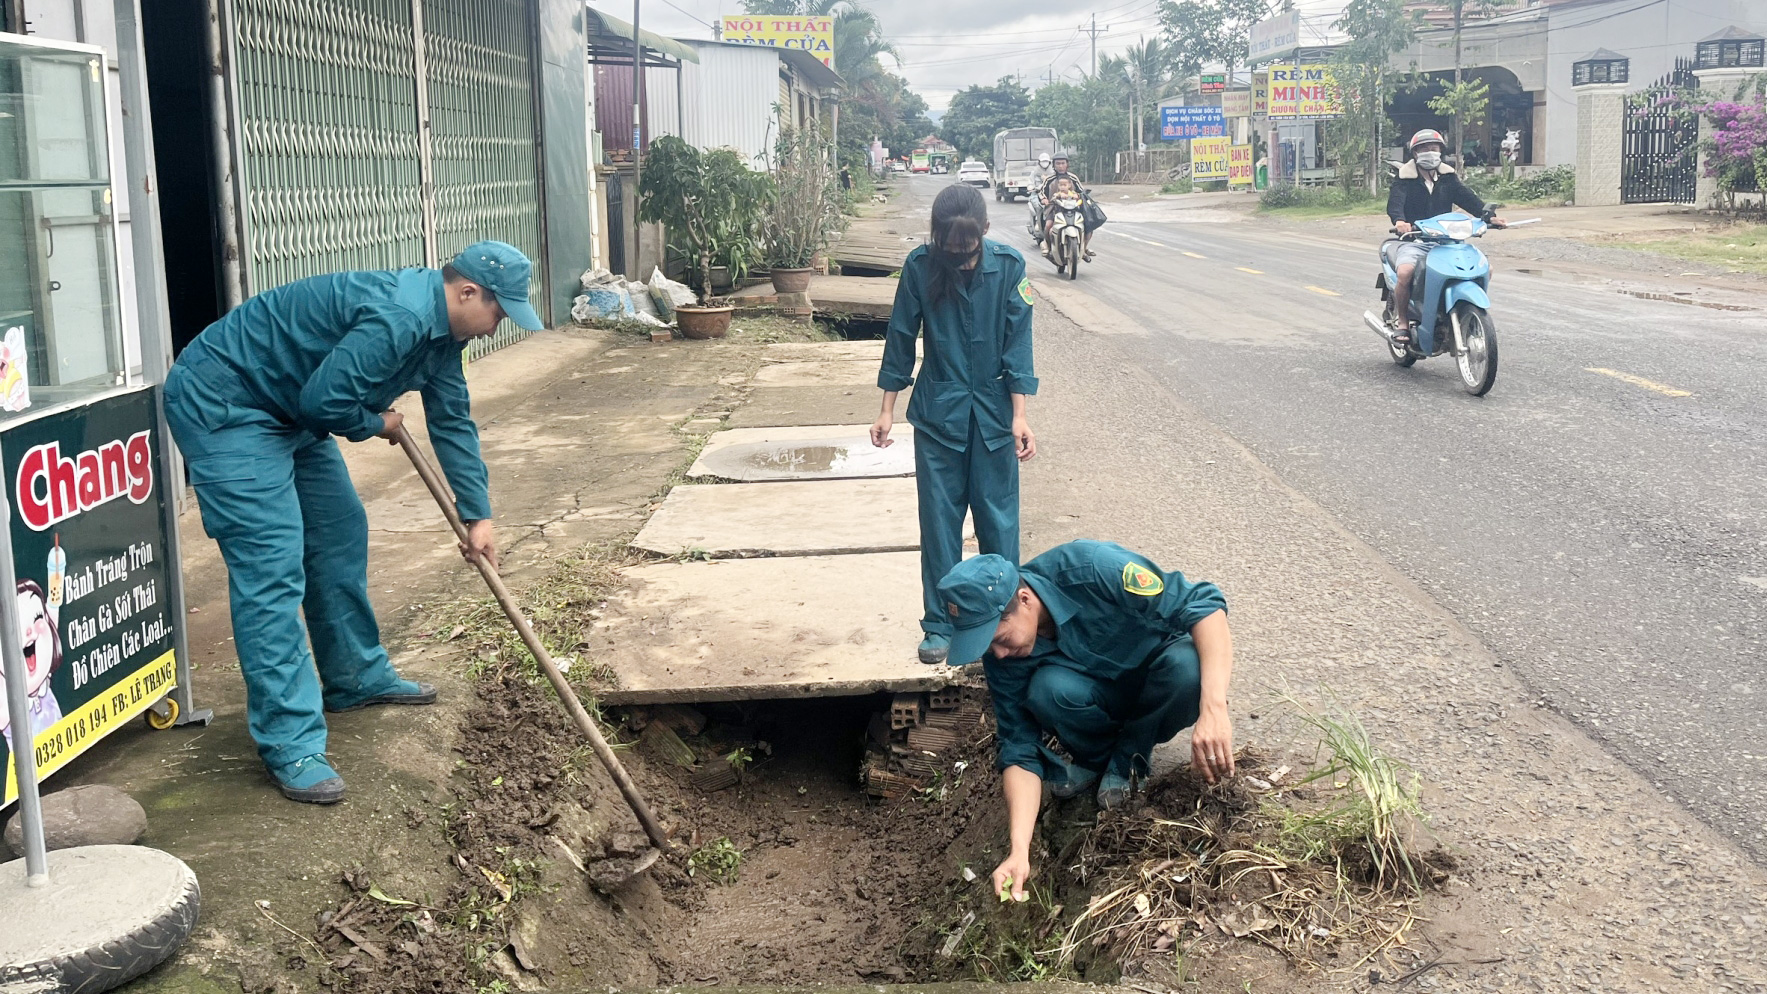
[228,0,541,358]
[1620,58,1700,205]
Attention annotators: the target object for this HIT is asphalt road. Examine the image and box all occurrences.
[898,173,1767,861]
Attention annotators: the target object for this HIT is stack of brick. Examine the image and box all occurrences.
[862,689,985,800]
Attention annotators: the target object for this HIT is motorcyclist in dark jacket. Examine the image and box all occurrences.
[1039,151,1099,261]
[1383,129,1505,343]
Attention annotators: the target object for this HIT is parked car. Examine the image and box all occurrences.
[889,159,907,173]
[958,160,990,188]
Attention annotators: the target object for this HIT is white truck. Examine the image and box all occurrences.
[992,127,1058,202]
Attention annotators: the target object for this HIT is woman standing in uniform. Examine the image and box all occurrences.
[871,185,1038,664]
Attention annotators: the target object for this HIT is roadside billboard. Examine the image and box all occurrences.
[1253,73,1269,117]
[1199,73,1226,94]
[2,390,180,805]
[1248,10,1301,64]
[1228,143,1254,186]
[1192,136,1230,182]
[1222,88,1251,118]
[720,15,834,68]
[1268,65,1343,118]
[1161,105,1226,140]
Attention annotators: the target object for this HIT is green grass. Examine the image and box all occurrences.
[1257,184,1385,219]
[1623,223,1767,275]
[687,837,744,884]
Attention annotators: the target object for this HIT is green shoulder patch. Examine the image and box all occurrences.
[1016,276,1033,306]
[1122,562,1164,597]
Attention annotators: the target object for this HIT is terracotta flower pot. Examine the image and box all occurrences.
[770,267,814,294]
[675,304,734,340]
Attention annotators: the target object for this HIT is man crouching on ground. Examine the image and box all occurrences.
[936,540,1235,901]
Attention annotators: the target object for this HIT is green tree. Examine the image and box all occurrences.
[1326,0,1423,192]
[1157,0,1266,82]
[1026,77,1129,183]
[938,77,1031,160]
[1437,0,1510,166]
[1107,37,1175,153]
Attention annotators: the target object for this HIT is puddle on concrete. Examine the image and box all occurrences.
[699,438,916,481]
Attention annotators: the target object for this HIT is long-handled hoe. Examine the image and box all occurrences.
[395,425,672,865]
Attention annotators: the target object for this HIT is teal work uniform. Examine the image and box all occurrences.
[164,268,490,771]
[878,239,1038,636]
[976,541,1227,780]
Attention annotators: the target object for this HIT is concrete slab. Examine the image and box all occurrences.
[808,274,897,319]
[632,478,940,557]
[762,340,885,363]
[688,424,916,481]
[751,359,878,387]
[726,383,907,429]
[594,552,950,703]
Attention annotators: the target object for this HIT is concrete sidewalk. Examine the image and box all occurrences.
[22,325,780,990]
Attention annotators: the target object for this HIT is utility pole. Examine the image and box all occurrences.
[632,0,643,278]
[1084,15,1108,78]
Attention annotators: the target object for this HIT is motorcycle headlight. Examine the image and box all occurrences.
[1439,219,1475,240]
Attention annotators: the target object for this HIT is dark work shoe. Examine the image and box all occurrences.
[1096,773,1133,811]
[330,680,438,713]
[269,754,346,804]
[1047,762,1101,799]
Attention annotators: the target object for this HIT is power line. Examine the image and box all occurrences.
[658,0,713,28]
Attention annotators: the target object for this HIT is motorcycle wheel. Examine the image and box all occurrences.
[1066,236,1080,280]
[1384,305,1415,367]
[1453,303,1499,396]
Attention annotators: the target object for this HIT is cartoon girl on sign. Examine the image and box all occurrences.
[11,578,64,741]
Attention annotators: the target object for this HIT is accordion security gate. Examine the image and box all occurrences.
[228,0,542,357]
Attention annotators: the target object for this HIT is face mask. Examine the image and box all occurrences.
[1414,150,1442,171]
[934,246,980,269]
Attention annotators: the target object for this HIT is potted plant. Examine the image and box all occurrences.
[639,136,773,338]
[764,125,846,295]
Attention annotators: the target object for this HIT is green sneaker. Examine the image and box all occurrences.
[330,679,438,713]
[268,754,345,804]
[917,633,950,665]
[1097,773,1133,811]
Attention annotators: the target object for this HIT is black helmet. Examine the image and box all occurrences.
[1052,150,1071,161]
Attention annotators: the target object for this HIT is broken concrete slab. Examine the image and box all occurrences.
[751,359,879,387]
[632,478,945,557]
[688,424,916,481]
[762,341,884,363]
[594,553,950,704]
[726,384,909,429]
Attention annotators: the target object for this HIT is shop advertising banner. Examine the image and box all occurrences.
[1228,144,1255,186]
[1192,136,1230,181]
[1253,73,1269,117]
[1248,10,1301,64]
[1268,65,1344,118]
[2,389,178,805]
[1199,73,1226,94]
[721,15,834,68]
[1161,105,1225,140]
[1222,88,1251,118]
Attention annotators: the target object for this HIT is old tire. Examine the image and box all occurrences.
[0,845,201,993]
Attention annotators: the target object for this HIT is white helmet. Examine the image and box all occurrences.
[1038,152,1051,167]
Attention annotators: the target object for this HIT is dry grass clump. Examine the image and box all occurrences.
[1054,701,1446,975]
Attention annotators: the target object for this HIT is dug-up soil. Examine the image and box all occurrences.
[293,648,1453,994]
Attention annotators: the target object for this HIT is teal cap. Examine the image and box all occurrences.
[451,240,543,331]
[936,554,1021,665]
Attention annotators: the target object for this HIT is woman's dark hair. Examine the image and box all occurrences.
[925,184,988,308]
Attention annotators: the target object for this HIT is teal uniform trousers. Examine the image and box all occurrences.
[165,268,491,770]
[880,239,1038,636]
[984,541,1227,780]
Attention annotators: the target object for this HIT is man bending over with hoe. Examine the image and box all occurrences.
[164,241,543,804]
[937,540,1235,901]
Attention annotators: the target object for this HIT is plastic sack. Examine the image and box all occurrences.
[625,280,661,320]
[570,286,633,324]
[579,267,618,291]
[648,267,696,322]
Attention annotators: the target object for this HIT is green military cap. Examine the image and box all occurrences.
[452,240,544,331]
[937,554,1021,665]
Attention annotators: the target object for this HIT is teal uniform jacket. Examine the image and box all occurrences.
[984,540,1227,778]
[878,240,1039,451]
[181,268,491,520]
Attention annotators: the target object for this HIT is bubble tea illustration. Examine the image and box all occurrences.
[46,535,66,613]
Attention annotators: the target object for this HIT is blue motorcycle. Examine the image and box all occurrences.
[1363,208,1503,396]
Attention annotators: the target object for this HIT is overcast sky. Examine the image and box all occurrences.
[592,0,1351,114]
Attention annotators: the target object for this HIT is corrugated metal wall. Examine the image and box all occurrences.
[675,43,778,168]
[227,0,543,353]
